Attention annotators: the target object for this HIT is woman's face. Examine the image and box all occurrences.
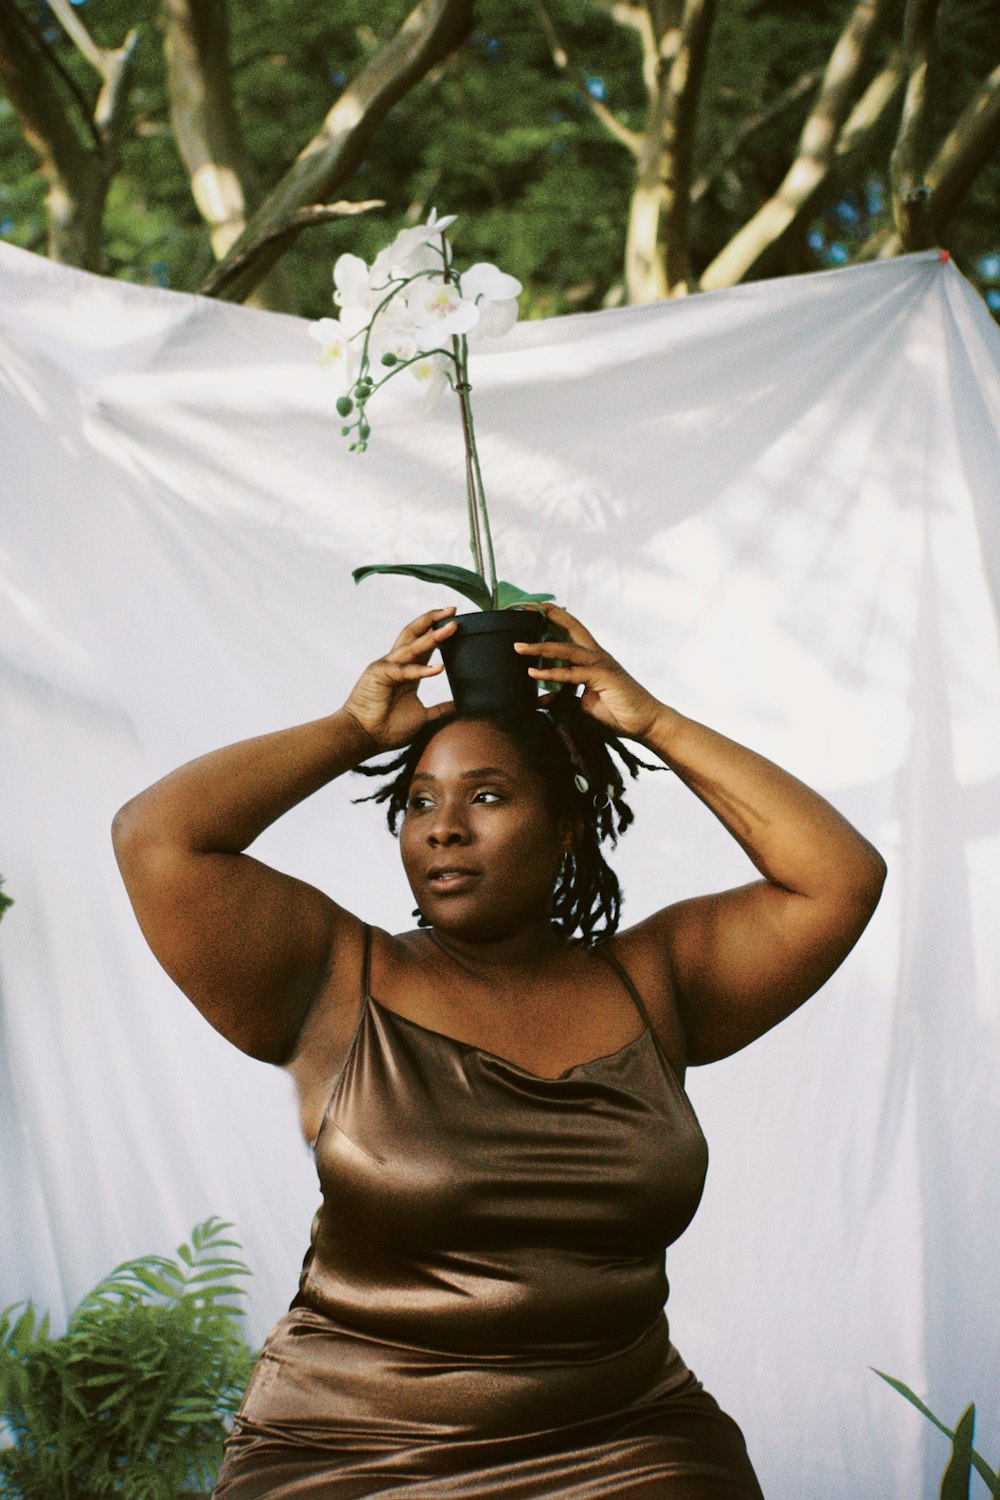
[399,720,571,941]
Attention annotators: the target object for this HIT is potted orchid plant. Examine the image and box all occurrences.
[308,209,555,712]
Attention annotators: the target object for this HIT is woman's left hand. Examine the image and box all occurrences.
[514,604,665,742]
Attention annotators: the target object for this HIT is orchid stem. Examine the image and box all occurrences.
[451,333,496,605]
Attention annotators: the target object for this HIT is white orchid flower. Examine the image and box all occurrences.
[408,350,450,409]
[460,263,522,303]
[371,235,437,287]
[460,262,522,341]
[307,306,367,385]
[467,296,520,339]
[370,208,458,284]
[332,253,373,311]
[405,278,480,346]
[369,320,419,367]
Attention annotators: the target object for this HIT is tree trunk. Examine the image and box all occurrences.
[658,0,719,295]
[0,0,135,269]
[200,0,473,304]
[619,2,680,304]
[163,0,294,310]
[699,0,891,291]
[890,0,941,249]
[864,58,1000,259]
[0,1,98,266]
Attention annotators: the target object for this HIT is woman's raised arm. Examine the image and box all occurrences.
[518,604,887,1066]
[112,608,457,1063]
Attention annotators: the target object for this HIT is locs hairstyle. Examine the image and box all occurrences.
[353,693,660,945]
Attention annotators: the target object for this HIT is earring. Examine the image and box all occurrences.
[558,852,568,877]
[592,785,614,811]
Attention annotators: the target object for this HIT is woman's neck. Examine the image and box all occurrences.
[427,920,570,983]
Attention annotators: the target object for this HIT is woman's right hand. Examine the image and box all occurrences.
[343,607,458,753]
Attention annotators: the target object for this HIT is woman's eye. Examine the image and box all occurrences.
[407,794,434,811]
[473,790,503,803]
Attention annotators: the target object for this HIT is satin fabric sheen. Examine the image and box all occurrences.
[213,935,765,1498]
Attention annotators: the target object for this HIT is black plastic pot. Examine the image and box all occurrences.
[438,609,547,716]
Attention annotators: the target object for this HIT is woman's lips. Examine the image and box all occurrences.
[426,868,480,893]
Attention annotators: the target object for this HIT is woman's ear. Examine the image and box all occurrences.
[559,812,583,854]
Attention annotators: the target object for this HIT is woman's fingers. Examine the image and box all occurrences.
[380,659,445,681]
[525,663,585,682]
[425,698,456,723]
[389,606,457,655]
[539,602,601,650]
[514,638,597,662]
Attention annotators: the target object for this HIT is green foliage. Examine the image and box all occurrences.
[0,877,12,922]
[352,563,553,611]
[0,0,996,315]
[873,1370,1000,1499]
[0,1217,256,1500]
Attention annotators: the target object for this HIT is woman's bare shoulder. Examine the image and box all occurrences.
[283,918,420,1143]
[601,919,689,1075]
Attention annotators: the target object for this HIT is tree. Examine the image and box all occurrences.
[535,0,1000,303]
[0,0,996,318]
[0,0,473,308]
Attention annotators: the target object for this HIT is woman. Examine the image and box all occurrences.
[112,602,886,1499]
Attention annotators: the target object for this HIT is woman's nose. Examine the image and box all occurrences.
[427,803,469,846]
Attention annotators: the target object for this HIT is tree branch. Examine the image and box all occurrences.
[621,3,680,303]
[535,0,642,156]
[46,0,137,152]
[890,0,941,248]
[0,0,137,267]
[926,58,1000,234]
[691,67,821,205]
[865,58,1000,258]
[834,44,905,156]
[164,0,253,260]
[699,0,892,291]
[198,199,384,298]
[162,0,294,309]
[202,0,473,304]
[659,0,719,294]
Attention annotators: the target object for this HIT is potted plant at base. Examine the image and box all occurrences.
[308,209,555,714]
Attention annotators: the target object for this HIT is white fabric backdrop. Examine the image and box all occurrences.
[1,240,999,1498]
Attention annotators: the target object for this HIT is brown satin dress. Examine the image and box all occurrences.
[213,927,765,1499]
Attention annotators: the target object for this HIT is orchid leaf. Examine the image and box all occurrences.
[873,1373,1000,1496]
[495,579,556,610]
[352,563,491,610]
[941,1404,975,1500]
[872,1372,954,1440]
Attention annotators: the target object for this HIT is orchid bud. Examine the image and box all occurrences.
[380,352,398,366]
[336,395,353,417]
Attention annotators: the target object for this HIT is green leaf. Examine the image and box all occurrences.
[941,1403,975,1500]
[873,1373,1000,1495]
[494,579,556,610]
[352,562,491,609]
[129,1268,182,1300]
[872,1371,955,1441]
[7,1303,40,1350]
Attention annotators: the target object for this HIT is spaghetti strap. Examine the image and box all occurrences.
[361,922,373,1002]
[594,945,677,1079]
[595,944,655,1031]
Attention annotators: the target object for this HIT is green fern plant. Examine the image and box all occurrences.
[873,1371,1000,1498]
[0,1217,256,1499]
